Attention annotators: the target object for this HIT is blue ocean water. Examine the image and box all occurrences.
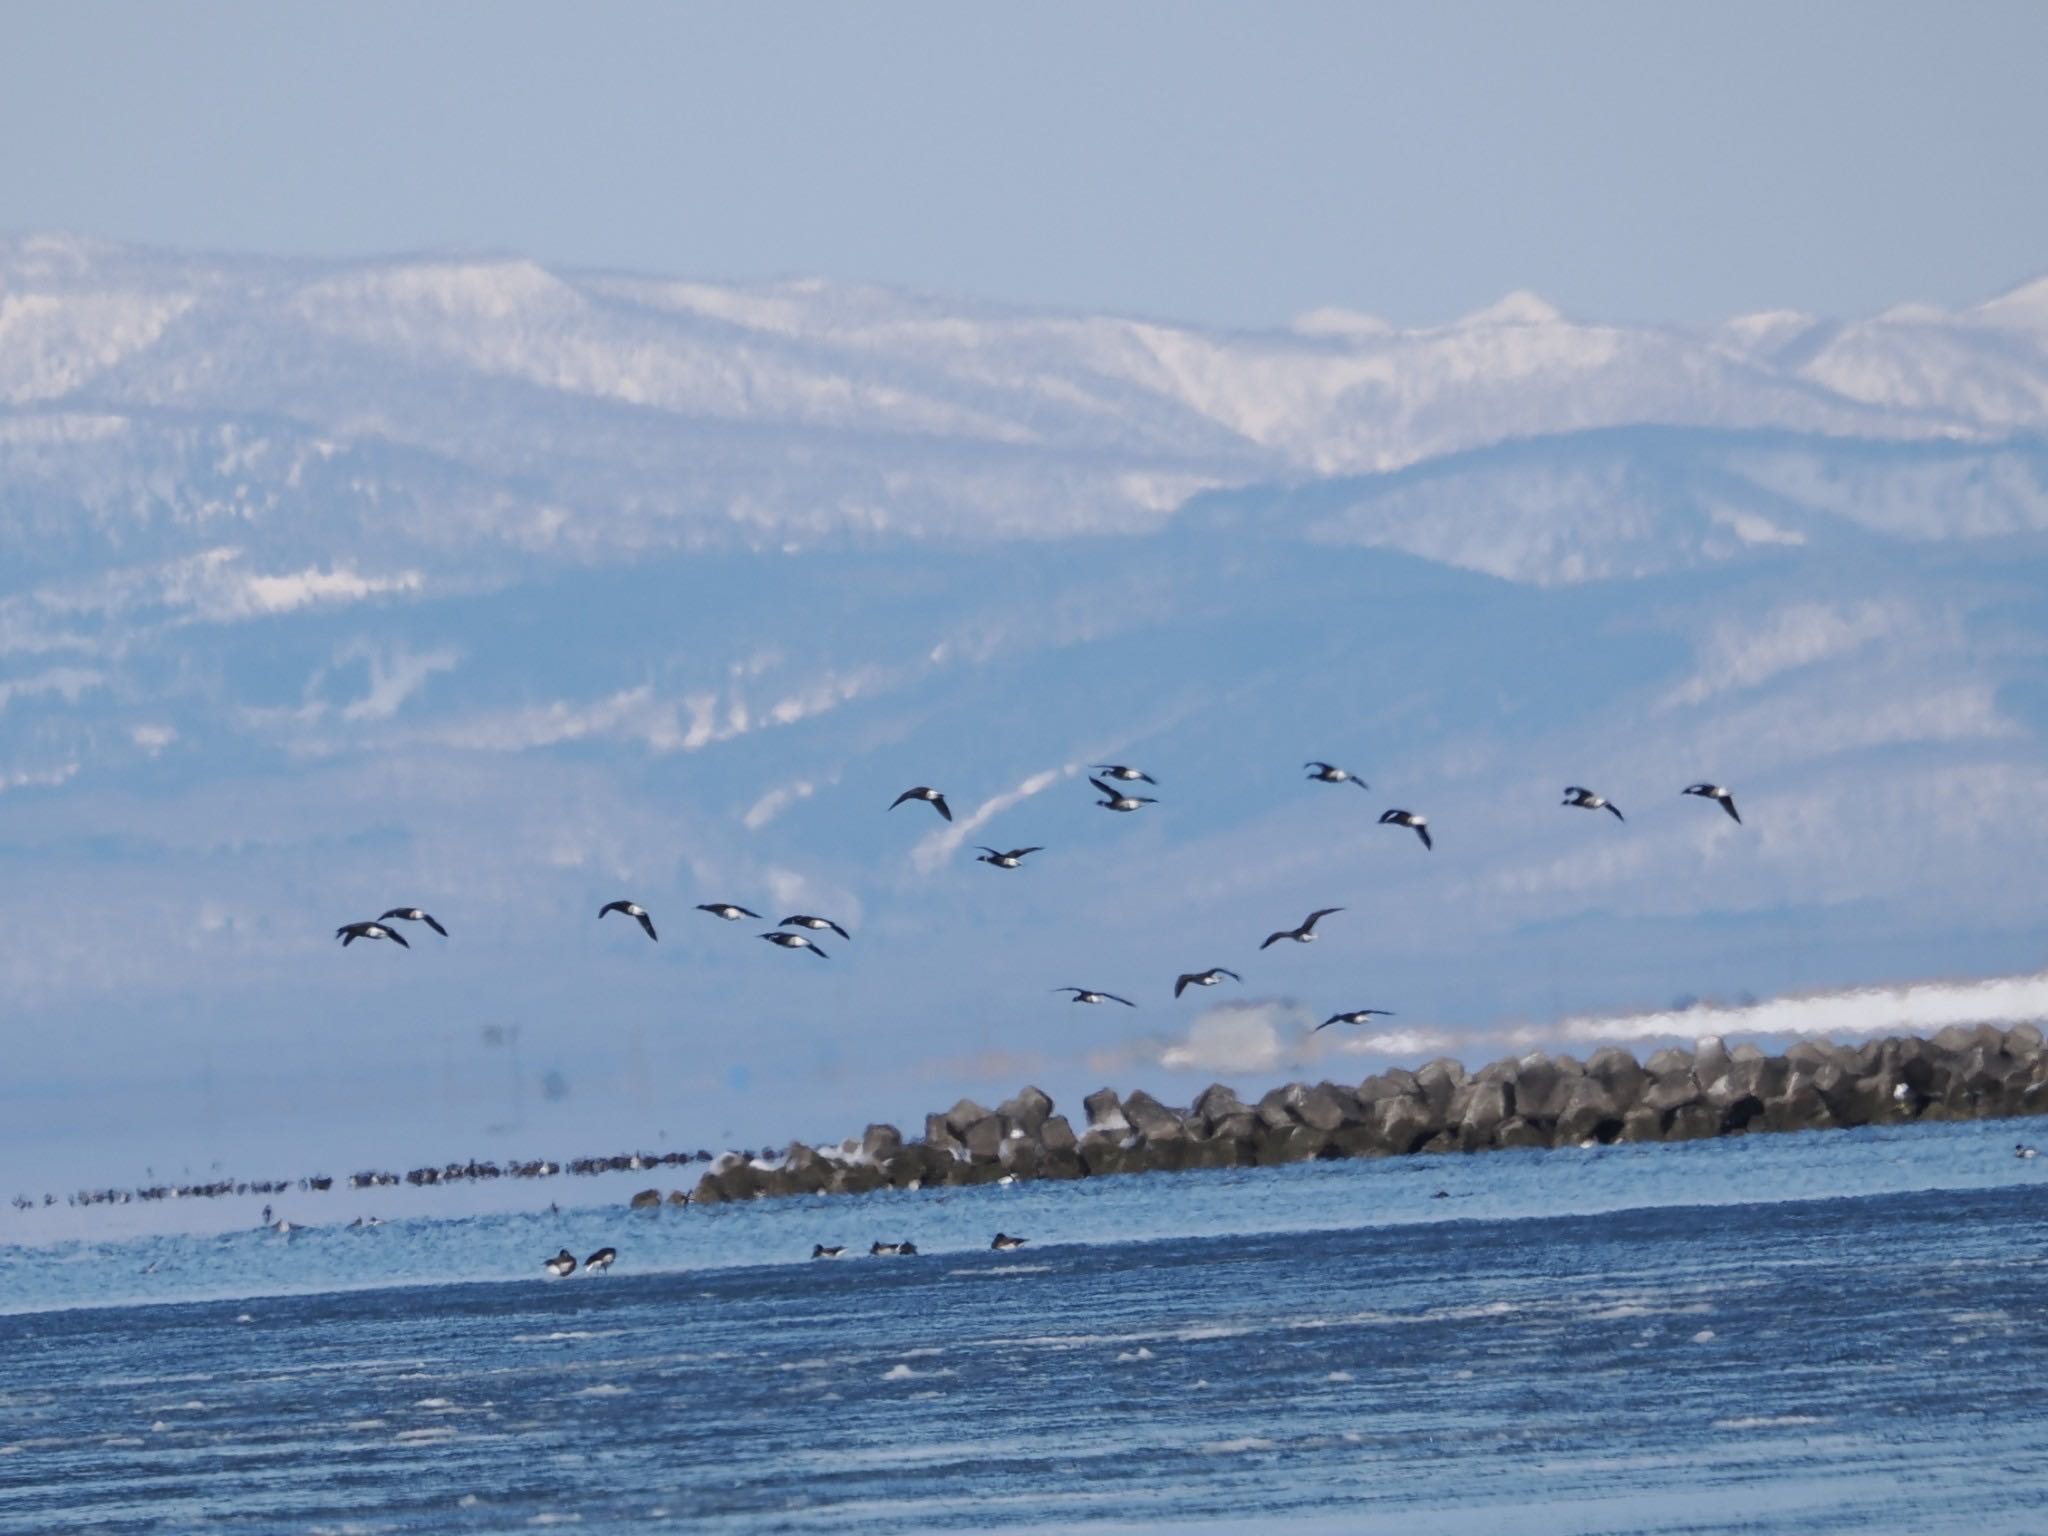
[3,1118,2046,1533]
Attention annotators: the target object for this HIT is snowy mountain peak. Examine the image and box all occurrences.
[1455,289,1564,328]
[1972,272,2048,329]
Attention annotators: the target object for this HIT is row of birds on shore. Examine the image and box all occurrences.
[538,1233,1029,1274]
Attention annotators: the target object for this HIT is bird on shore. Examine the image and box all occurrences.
[1174,967,1241,998]
[544,1248,577,1277]
[870,1240,916,1256]
[1091,764,1157,784]
[991,1233,1029,1251]
[1261,907,1344,949]
[379,907,448,937]
[889,786,952,821]
[1317,1008,1397,1032]
[1379,809,1433,850]
[975,845,1043,869]
[585,1246,617,1274]
[336,921,409,949]
[1305,761,1368,788]
[761,931,828,958]
[1563,786,1624,821]
[600,901,658,941]
[696,903,761,922]
[1683,783,1743,824]
[812,1244,845,1259]
[1055,987,1135,1007]
[780,914,851,941]
[1090,776,1155,812]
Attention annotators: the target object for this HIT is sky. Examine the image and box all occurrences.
[5,2,2048,329]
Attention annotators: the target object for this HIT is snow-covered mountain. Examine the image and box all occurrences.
[3,234,2046,1187]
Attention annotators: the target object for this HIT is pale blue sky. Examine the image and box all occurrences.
[5,1,2046,327]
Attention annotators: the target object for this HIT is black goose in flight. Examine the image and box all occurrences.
[1054,987,1136,1007]
[889,786,952,821]
[780,914,851,941]
[1261,907,1344,949]
[379,907,447,937]
[1682,783,1742,823]
[1091,764,1157,784]
[336,921,409,949]
[1174,967,1241,998]
[1304,761,1369,787]
[975,845,1043,869]
[1379,809,1432,850]
[1563,787,1624,821]
[761,930,829,958]
[1090,776,1155,812]
[1316,1008,1397,1032]
[697,903,761,921]
[599,900,658,941]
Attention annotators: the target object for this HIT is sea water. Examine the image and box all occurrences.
[2,1117,2045,1532]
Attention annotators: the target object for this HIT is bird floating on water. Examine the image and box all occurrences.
[696,903,761,922]
[761,930,828,958]
[1379,809,1432,850]
[1090,776,1155,812]
[1054,987,1135,1007]
[2018,1144,2039,1160]
[1174,967,1241,998]
[975,845,1043,869]
[544,1248,577,1277]
[599,901,658,941]
[870,1240,917,1256]
[1563,787,1624,821]
[1305,761,1368,787]
[584,1246,617,1274]
[812,1244,845,1259]
[1317,1008,1397,1032]
[379,907,447,937]
[780,914,851,941]
[336,921,409,949]
[1091,764,1156,784]
[889,786,952,821]
[1682,783,1743,824]
[991,1233,1029,1251]
[1261,907,1344,949]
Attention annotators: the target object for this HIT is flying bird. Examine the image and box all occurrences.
[1316,1008,1397,1032]
[889,786,952,821]
[780,914,851,941]
[1683,783,1742,824]
[1054,987,1136,1007]
[761,931,828,958]
[1563,787,1624,821]
[975,845,1044,869]
[1090,776,1155,812]
[1261,907,1344,949]
[1174,967,1242,998]
[1379,809,1432,850]
[336,921,409,949]
[1305,761,1369,787]
[584,1246,617,1274]
[599,900,658,941]
[543,1248,577,1278]
[1091,764,1157,784]
[696,903,762,921]
[379,907,447,937]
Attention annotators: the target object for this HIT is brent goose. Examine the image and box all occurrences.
[584,1246,617,1274]
[761,931,828,958]
[544,1248,577,1277]
[870,1240,915,1256]
[991,1233,1029,1251]
[1090,776,1155,812]
[1316,1008,1397,1032]
[1304,761,1369,787]
[1174,967,1242,998]
[599,901,658,941]
[812,1244,845,1259]
[975,845,1043,869]
[2018,1144,2039,1160]
[1054,987,1136,1007]
[1563,786,1624,821]
[1261,907,1344,949]
[1683,783,1743,824]
[696,903,761,922]
[1091,764,1157,784]
[336,921,409,949]
[1379,809,1432,850]
[889,786,952,821]
[780,914,852,941]
[379,907,448,937]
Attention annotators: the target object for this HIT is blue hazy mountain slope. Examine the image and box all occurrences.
[2,239,2046,1189]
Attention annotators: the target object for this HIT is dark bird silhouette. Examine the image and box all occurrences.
[889,786,952,821]
[1091,764,1157,784]
[975,845,1043,869]
[1379,809,1432,850]
[584,1246,617,1274]
[1563,786,1624,821]
[1261,907,1344,949]
[870,1240,915,1256]
[1054,987,1136,1007]
[379,907,447,937]
[1316,1008,1397,1032]
[599,900,658,941]
[337,921,409,949]
[1090,776,1155,812]
[1174,967,1241,998]
[696,903,761,921]
[991,1233,1029,1251]
[1304,761,1369,787]
[761,930,828,958]
[543,1248,576,1277]
[780,914,851,941]
[1683,783,1743,824]
[812,1244,845,1259]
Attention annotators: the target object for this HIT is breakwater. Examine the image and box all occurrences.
[684,1022,2048,1204]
